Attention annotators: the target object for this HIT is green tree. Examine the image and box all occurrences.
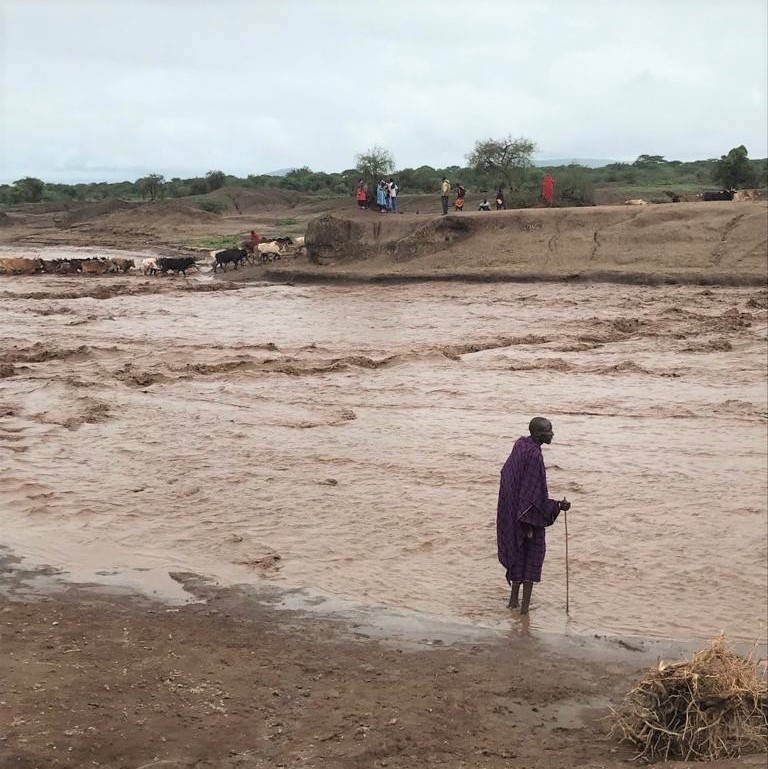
[354,146,395,188]
[553,165,595,206]
[713,145,756,189]
[466,135,536,192]
[12,177,45,203]
[205,169,226,191]
[633,154,667,169]
[188,177,209,195]
[136,173,165,201]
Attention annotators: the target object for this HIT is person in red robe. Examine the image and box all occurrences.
[541,173,555,207]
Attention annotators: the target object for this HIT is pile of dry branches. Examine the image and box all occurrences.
[611,635,767,761]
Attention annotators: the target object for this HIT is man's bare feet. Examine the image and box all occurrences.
[507,582,521,609]
[520,582,533,614]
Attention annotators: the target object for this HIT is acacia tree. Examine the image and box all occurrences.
[12,177,45,203]
[466,135,536,192]
[354,146,395,188]
[633,154,667,169]
[205,169,226,191]
[136,173,165,201]
[713,145,756,189]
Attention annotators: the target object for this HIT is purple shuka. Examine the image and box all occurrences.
[497,436,560,584]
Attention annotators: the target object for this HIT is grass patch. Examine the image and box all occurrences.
[186,235,242,250]
[276,217,298,226]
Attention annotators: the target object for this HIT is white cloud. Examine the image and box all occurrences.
[1,0,766,182]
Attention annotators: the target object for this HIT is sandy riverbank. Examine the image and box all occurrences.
[2,196,766,286]
[3,550,765,769]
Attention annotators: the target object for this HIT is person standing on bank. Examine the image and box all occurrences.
[542,173,555,207]
[496,417,571,614]
[454,183,466,211]
[388,179,399,212]
[356,179,368,209]
[440,178,451,215]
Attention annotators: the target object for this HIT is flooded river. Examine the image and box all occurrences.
[1,255,766,642]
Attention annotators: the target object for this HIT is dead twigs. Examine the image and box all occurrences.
[611,634,767,761]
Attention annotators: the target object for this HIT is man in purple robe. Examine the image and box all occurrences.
[497,417,571,614]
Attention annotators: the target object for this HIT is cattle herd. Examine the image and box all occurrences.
[0,235,306,276]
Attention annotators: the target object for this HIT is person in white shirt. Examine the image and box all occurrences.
[388,179,399,213]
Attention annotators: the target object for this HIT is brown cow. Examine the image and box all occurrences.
[0,257,43,275]
[110,257,134,273]
[81,260,111,274]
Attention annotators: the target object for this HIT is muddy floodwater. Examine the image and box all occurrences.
[1,258,766,643]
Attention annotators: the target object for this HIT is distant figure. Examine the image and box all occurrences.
[497,417,571,614]
[454,183,466,211]
[376,180,388,213]
[441,178,451,215]
[249,229,261,243]
[478,198,491,211]
[542,173,555,207]
[495,185,506,210]
[356,180,368,209]
[388,179,399,213]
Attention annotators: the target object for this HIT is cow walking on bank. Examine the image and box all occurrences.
[156,256,198,275]
[211,248,248,272]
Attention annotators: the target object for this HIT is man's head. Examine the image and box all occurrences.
[529,417,554,445]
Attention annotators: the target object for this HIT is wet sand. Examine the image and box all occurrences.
[9,549,767,769]
[2,261,766,643]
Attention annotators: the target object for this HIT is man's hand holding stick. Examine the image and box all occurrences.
[559,497,572,614]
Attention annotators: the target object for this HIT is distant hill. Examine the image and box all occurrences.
[265,167,297,176]
[535,158,619,168]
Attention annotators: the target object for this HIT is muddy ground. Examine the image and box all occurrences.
[3,552,764,769]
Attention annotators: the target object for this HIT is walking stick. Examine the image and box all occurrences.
[562,497,570,615]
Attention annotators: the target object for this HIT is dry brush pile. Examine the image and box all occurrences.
[611,635,767,761]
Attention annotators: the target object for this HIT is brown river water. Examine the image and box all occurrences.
[1,249,766,642]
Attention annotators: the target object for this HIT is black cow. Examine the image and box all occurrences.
[702,190,734,201]
[212,248,247,272]
[157,256,198,275]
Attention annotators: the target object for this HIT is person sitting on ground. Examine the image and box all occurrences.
[478,198,491,211]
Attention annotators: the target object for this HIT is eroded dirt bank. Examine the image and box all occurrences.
[296,202,768,285]
[2,197,766,286]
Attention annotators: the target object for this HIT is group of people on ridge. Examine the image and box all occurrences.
[356,179,399,213]
[356,172,556,215]
[441,179,507,215]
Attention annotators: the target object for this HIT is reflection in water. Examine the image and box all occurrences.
[1,270,766,642]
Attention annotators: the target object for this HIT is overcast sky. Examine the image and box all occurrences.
[1,0,766,184]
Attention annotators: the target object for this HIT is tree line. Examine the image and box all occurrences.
[2,141,765,207]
